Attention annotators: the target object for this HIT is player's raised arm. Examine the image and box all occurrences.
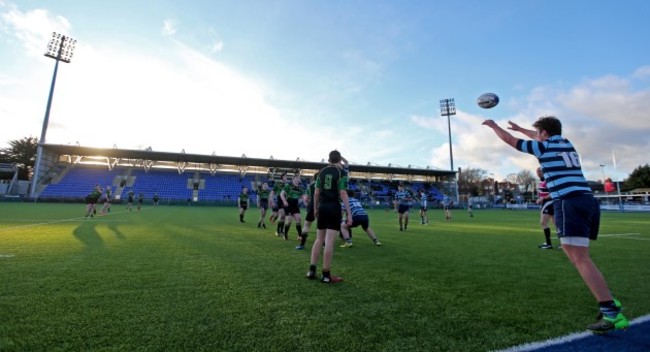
[507,121,537,139]
[482,120,520,149]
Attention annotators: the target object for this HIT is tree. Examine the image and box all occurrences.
[0,136,38,180]
[622,164,650,191]
[457,167,487,196]
[516,169,536,194]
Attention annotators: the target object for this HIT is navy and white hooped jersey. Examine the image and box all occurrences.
[341,197,367,218]
[394,190,413,206]
[517,135,591,199]
[442,196,452,207]
[420,195,427,208]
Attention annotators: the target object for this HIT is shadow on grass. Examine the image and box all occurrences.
[73,220,105,251]
[107,221,126,241]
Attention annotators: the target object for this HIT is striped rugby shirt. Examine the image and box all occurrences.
[341,197,367,218]
[517,135,592,200]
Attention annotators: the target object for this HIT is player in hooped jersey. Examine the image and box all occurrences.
[418,189,429,225]
[535,167,555,249]
[393,184,413,231]
[483,115,628,333]
[339,190,382,247]
[442,195,453,221]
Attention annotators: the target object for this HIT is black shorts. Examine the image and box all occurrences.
[398,204,411,214]
[317,202,342,230]
[259,198,268,210]
[554,194,599,240]
[271,199,281,212]
[240,202,248,210]
[85,196,98,205]
[286,199,301,215]
[305,202,315,222]
[541,200,554,215]
[349,214,369,231]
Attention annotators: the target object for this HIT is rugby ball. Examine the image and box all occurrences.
[477,93,499,109]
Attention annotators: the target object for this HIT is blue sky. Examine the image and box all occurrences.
[1,0,649,182]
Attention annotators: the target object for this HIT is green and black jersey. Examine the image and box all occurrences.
[282,183,305,201]
[258,188,270,201]
[272,181,285,198]
[316,166,348,204]
[88,189,102,202]
[238,192,249,204]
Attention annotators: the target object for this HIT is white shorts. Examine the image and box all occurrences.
[560,236,590,247]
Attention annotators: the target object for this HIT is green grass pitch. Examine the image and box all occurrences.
[1,203,649,351]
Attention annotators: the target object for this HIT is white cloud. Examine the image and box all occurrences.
[1,5,71,57]
[211,40,223,53]
[162,19,177,36]
[633,65,650,79]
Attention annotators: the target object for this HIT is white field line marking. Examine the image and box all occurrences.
[600,233,649,240]
[495,314,650,352]
[599,233,643,237]
[0,254,15,258]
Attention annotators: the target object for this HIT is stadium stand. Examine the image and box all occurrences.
[127,169,193,203]
[39,166,122,199]
[38,164,446,207]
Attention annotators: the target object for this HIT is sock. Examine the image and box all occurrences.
[240,214,243,222]
[296,224,302,238]
[284,223,291,234]
[543,227,552,245]
[599,300,621,319]
[300,233,308,246]
[309,264,316,274]
[322,269,331,278]
[277,222,284,233]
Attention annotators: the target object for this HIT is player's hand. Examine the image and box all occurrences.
[507,121,521,131]
[482,120,497,128]
[345,215,352,226]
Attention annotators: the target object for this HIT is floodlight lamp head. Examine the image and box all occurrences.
[44,33,77,63]
[439,98,456,116]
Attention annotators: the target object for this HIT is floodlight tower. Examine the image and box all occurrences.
[439,98,456,171]
[440,98,458,201]
[30,33,77,198]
